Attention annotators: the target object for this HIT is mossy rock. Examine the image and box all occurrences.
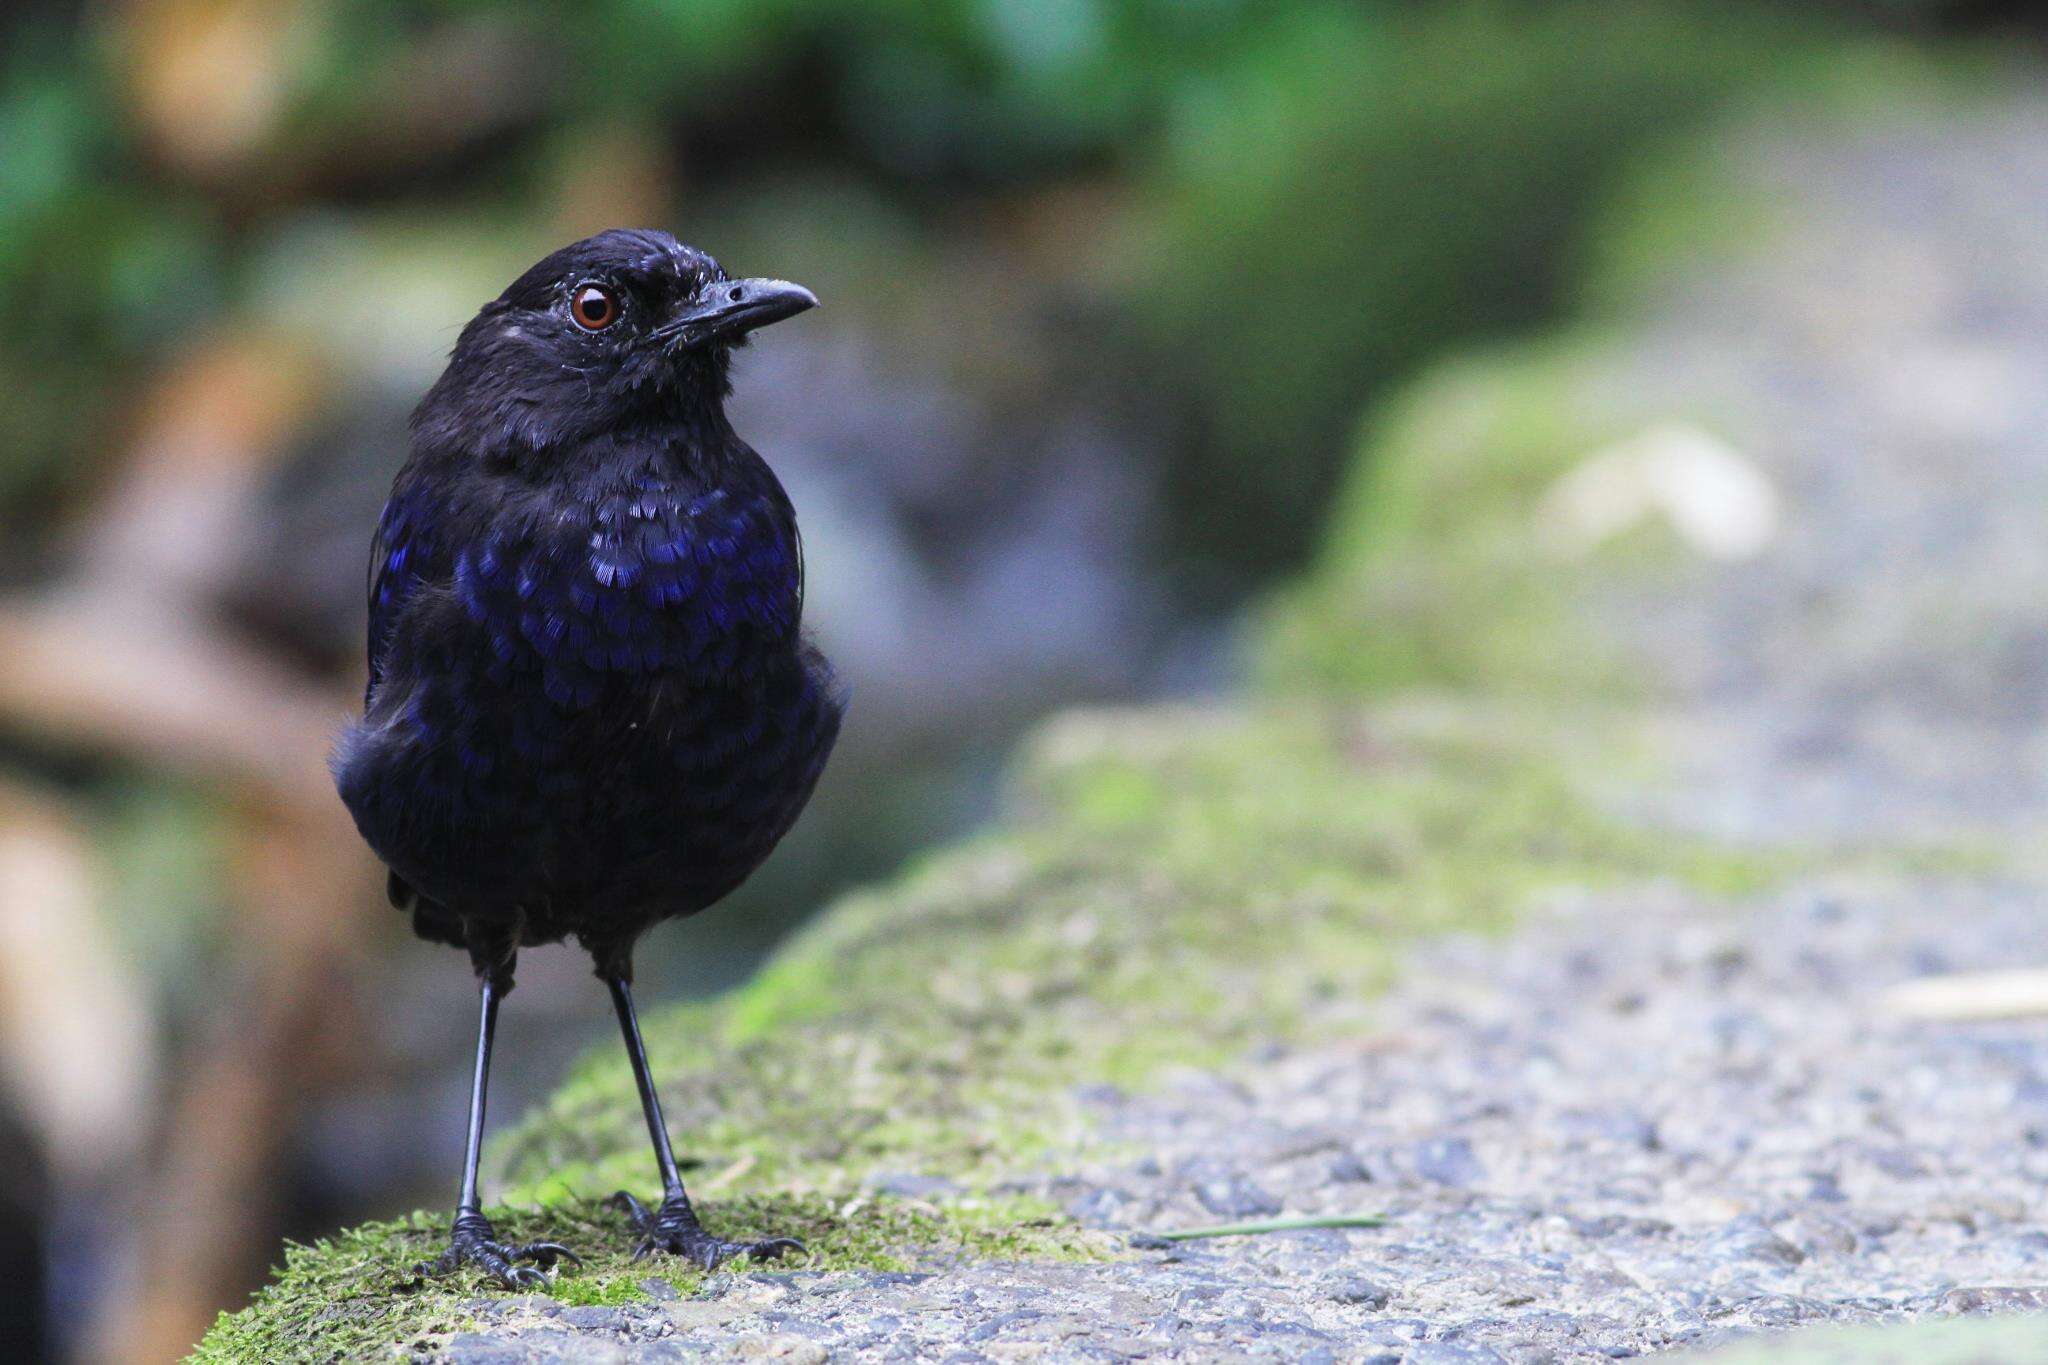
[198,691,1775,1360]
[1257,336,1661,703]
[190,1196,1110,1364]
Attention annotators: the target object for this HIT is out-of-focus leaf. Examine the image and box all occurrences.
[107,0,329,180]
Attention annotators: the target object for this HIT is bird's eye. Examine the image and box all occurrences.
[569,284,620,332]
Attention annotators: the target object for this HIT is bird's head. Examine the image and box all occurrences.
[417,228,817,459]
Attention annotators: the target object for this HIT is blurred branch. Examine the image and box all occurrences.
[0,604,340,812]
[0,324,388,1361]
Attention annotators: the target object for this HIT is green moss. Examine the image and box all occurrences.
[197,1193,1109,1365]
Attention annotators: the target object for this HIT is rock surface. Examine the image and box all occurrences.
[439,878,2048,1363]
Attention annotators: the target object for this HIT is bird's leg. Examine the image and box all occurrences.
[602,972,805,1270]
[409,965,580,1290]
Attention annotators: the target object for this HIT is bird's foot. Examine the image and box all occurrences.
[607,1190,806,1271]
[407,1209,582,1290]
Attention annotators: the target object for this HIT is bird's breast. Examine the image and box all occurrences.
[453,481,802,709]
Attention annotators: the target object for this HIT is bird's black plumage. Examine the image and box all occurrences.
[334,228,842,1284]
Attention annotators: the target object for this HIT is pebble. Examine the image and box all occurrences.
[1327,1277,1392,1308]
[1407,1137,1486,1188]
[1195,1179,1281,1217]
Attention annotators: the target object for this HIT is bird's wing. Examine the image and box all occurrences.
[364,471,448,696]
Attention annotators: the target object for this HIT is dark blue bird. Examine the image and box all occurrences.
[334,229,842,1285]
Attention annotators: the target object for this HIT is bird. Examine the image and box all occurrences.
[332,228,843,1287]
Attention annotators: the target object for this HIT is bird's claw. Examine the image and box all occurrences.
[608,1189,807,1271]
[632,1231,805,1272]
[508,1240,582,1271]
[406,1211,582,1291]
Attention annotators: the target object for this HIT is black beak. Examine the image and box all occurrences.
[661,278,818,349]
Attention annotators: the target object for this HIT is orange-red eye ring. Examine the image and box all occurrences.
[570,284,620,331]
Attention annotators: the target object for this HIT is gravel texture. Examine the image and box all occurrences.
[435,878,2048,1362]
[429,100,2048,1361]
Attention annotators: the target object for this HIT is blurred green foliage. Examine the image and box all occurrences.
[1133,2,1830,575]
[0,0,2004,573]
[0,23,218,513]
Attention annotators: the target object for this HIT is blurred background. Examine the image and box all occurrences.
[0,0,2039,1359]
